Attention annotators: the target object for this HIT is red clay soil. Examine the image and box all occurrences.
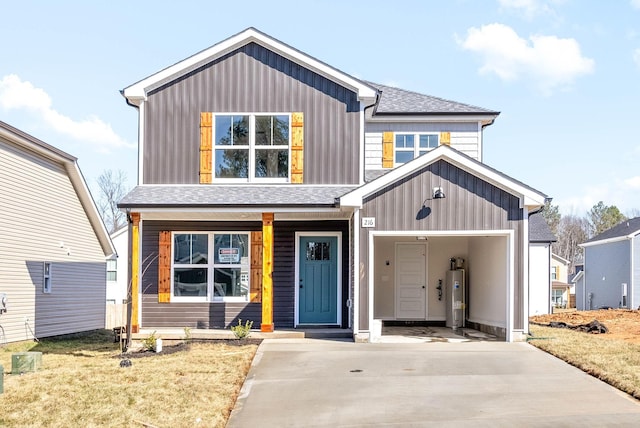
[530,309,640,344]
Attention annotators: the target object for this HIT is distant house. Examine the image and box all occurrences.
[551,253,571,308]
[577,217,640,310]
[106,226,129,328]
[529,211,556,315]
[118,27,548,342]
[0,121,115,343]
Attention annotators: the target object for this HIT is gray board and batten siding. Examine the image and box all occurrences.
[144,42,361,186]
[358,159,525,330]
[140,220,350,329]
[584,240,632,309]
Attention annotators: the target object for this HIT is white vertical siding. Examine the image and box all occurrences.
[529,243,551,315]
[0,140,106,343]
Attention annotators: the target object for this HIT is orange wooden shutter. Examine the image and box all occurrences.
[291,112,304,183]
[440,131,451,146]
[158,231,171,303]
[200,112,213,184]
[250,231,263,302]
[382,131,394,168]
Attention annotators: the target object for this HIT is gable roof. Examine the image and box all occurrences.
[529,211,557,243]
[123,27,377,105]
[580,217,640,247]
[367,82,499,116]
[0,121,115,257]
[340,145,547,209]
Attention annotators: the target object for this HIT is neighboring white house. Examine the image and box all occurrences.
[0,121,115,343]
[106,226,129,328]
[529,211,556,315]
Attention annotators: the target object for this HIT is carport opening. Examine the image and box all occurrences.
[372,234,509,341]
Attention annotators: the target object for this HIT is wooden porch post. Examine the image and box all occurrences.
[130,212,140,333]
[261,212,274,332]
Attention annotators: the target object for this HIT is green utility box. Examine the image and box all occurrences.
[11,352,42,374]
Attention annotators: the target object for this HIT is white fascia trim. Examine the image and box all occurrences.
[134,207,345,214]
[352,209,360,333]
[340,146,546,208]
[580,234,637,248]
[123,28,377,104]
[370,229,513,237]
[571,270,584,283]
[551,253,571,265]
[138,100,145,185]
[366,114,498,125]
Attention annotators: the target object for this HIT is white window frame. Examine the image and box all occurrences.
[394,132,439,165]
[106,259,117,282]
[43,262,52,293]
[213,113,291,183]
[171,231,251,303]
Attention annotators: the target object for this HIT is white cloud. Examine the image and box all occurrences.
[497,0,554,19]
[0,74,134,153]
[634,48,640,69]
[457,23,595,95]
[624,176,640,189]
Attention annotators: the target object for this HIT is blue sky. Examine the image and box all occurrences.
[1,0,639,216]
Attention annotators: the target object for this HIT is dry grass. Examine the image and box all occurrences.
[529,324,640,400]
[0,330,258,427]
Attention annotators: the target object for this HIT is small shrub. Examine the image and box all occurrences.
[183,326,192,343]
[230,319,253,339]
[142,331,158,351]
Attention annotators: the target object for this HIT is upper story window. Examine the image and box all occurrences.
[395,133,439,165]
[214,114,290,182]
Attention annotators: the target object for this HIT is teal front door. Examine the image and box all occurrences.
[299,236,338,324]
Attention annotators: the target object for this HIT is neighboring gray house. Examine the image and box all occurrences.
[578,217,640,310]
[528,211,556,315]
[119,27,547,342]
[0,121,115,343]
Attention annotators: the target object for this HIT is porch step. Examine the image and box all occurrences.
[133,328,353,341]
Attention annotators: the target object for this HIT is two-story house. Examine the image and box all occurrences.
[119,28,547,342]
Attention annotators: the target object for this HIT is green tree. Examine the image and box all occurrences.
[588,201,627,237]
[541,200,560,237]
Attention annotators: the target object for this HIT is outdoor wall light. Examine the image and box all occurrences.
[433,186,445,199]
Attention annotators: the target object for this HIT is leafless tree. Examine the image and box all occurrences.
[553,214,589,269]
[97,169,129,233]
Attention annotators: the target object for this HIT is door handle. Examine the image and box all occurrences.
[422,286,425,289]
[299,279,303,289]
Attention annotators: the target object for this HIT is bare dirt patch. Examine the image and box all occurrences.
[530,309,640,344]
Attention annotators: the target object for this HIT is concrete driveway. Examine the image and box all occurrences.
[227,338,640,427]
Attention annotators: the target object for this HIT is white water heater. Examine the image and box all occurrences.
[445,270,465,330]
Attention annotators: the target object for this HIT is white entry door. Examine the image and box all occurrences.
[395,243,427,319]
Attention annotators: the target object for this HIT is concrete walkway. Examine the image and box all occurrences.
[227,339,640,427]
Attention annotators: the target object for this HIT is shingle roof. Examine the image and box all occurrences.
[367,82,499,115]
[529,211,557,242]
[584,217,640,244]
[118,185,357,208]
